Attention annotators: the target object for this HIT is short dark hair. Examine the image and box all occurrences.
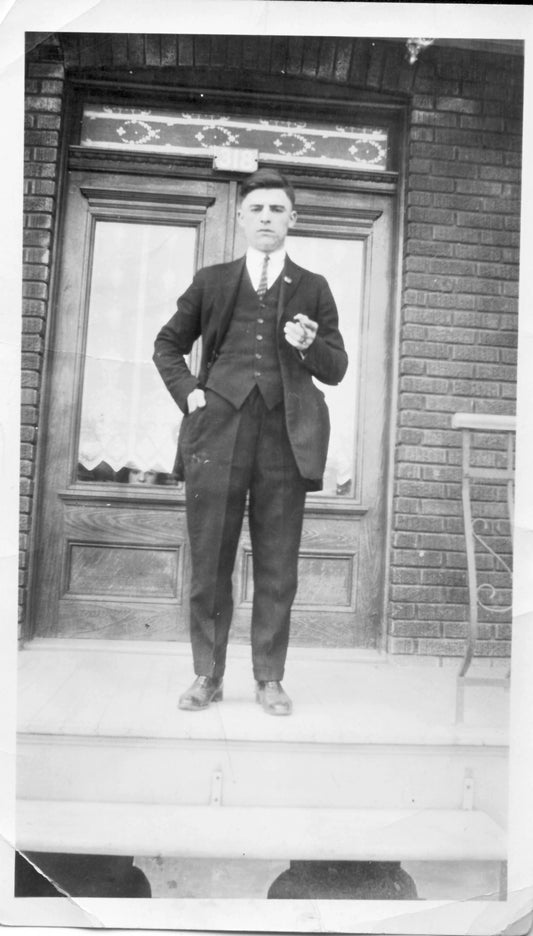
[239,168,296,208]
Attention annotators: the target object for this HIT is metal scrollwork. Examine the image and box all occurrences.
[471,517,513,613]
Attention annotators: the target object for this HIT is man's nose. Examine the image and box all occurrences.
[259,208,272,221]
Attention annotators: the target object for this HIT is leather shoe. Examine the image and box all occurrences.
[255,680,292,716]
[178,676,223,711]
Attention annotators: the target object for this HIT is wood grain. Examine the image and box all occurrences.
[31,167,394,650]
[67,544,181,598]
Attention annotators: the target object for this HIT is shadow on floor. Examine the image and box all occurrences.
[14,852,152,898]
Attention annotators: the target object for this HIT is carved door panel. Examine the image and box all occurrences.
[30,170,394,648]
[31,172,232,640]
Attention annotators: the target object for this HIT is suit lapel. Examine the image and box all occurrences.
[214,257,246,351]
[277,255,303,321]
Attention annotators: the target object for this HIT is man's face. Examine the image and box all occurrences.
[237,187,297,252]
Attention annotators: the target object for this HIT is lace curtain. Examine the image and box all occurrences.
[78,221,196,477]
[77,222,361,495]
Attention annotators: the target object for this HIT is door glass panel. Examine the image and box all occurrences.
[77,221,195,484]
[287,235,364,497]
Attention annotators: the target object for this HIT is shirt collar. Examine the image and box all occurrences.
[246,246,286,268]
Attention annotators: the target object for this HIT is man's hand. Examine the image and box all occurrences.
[284,313,318,353]
[187,388,206,413]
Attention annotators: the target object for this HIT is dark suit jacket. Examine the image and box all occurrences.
[153,255,348,490]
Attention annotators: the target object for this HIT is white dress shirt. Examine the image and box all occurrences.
[246,246,286,292]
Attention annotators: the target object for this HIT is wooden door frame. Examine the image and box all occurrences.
[25,80,406,647]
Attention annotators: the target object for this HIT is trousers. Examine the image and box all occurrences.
[181,386,307,680]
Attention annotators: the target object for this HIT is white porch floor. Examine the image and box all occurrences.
[17,639,509,746]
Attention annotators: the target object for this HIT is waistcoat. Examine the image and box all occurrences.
[205,269,283,409]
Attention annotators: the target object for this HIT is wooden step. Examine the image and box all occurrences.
[17,801,506,862]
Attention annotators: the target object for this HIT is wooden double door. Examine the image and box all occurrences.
[30,164,395,648]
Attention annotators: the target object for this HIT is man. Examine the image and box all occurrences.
[153,168,347,715]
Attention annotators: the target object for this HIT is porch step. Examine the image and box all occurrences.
[17,642,509,825]
[17,801,506,862]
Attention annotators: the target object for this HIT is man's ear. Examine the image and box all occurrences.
[288,210,297,229]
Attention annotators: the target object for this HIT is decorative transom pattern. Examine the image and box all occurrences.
[81,106,389,171]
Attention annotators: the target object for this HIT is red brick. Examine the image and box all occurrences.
[23,298,46,314]
[22,282,48,299]
[25,130,59,147]
[21,404,39,424]
[452,380,500,398]
[35,114,62,130]
[456,212,504,231]
[407,206,456,225]
[22,335,43,354]
[408,175,455,194]
[427,294,478,312]
[411,109,457,127]
[399,411,454,430]
[392,550,444,573]
[387,637,417,654]
[411,141,455,160]
[25,95,62,113]
[421,466,462,483]
[23,247,50,265]
[30,146,58,162]
[19,479,34,497]
[417,639,465,656]
[22,316,45,335]
[476,295,516,313]
[435,127,483,147]
[410,127,434,143]
[404,274,454,294]
[436,97,481,115]
[392,621,441,638]
[422,569,467,587]
[25,214,53,229]
[460,115,504,132]
[25,179,56,197]
[21,370,39,388]
[406,191,433,209]
[396,464,423,481]
[454,243,502,262]
[41,79,64,95]
[24,163,56,179]
[23,264,50,282]
[396,480,447,499]
[396,515,446,533]
[479,165,521,183]
[404,308,453,325]
[402,340,450,359]
[28,63,64,78]
[431,159,478,179]
[418,603,467,624]
[400,376,449,394]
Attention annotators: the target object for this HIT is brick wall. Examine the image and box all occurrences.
[21,39,66,632]
[389,46,521,658]
[21,36,522,656]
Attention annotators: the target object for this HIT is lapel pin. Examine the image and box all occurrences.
[284,275,292,284]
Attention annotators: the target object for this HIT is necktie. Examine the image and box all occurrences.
[256,253,270,299]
